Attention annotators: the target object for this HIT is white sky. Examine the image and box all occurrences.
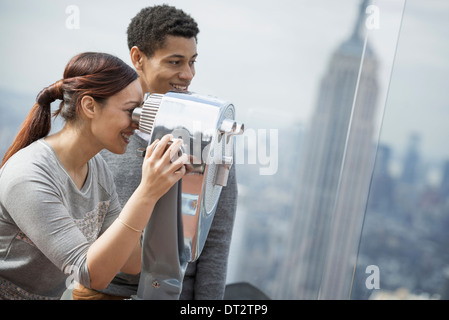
[0,0,448,160]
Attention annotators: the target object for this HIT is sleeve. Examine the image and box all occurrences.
[95,153,123,235]
[99,183,122,236]
[2,173,92,288]
[191,164,238,299]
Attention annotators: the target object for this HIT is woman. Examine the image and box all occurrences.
[0,52,187,299]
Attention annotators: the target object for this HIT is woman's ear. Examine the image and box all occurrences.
[130,46,145,71]
[80,95,97,119]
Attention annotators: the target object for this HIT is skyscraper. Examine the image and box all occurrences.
[276,0,379,299]
[401,133,421,185]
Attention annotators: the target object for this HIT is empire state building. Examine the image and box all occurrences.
[277,0,379,299]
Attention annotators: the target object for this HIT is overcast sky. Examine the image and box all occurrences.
[0,0,448,161]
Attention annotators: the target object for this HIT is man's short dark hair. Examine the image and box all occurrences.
[127,5,200,57]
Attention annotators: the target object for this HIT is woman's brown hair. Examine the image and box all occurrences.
[1,52,138,167]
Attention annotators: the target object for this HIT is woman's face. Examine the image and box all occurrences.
[91,80,143,154]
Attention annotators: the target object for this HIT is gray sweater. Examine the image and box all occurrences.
[100,133,238,299]
[0,139,121,299]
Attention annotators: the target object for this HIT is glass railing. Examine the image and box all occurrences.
[227,0,406,299]
[350,0,449,300]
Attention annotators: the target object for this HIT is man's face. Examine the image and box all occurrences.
[139,35,198,94]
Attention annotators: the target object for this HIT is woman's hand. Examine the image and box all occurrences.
[140,134,188,201]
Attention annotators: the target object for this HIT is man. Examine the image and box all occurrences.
[82,5,237,300]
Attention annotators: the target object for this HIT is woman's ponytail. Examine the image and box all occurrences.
[1,52,138,168]
[0,81,64,168]
[36,80,63,108]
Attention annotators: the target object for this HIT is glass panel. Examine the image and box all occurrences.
[351,0,449,300]
[227,0,405,299]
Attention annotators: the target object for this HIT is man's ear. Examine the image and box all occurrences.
[130,46,145,71]
[80,95,97,119]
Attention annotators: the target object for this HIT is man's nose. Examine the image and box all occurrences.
[179,64,194,81]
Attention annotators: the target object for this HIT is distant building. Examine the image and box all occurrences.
[400,133,421,185]
[440,160,449,198]
[368,145,395,211]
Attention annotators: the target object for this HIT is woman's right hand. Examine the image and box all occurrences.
[139,134,188,201]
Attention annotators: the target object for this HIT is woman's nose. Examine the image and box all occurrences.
[131,119,139,130]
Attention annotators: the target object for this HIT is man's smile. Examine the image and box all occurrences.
[170,83,189,91]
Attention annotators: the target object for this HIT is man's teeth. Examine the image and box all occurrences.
[172,84,187,90]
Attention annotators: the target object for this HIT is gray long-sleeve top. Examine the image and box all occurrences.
[0,139,121,299]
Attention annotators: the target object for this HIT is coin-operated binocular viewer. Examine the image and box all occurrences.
[131,91,244,299]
